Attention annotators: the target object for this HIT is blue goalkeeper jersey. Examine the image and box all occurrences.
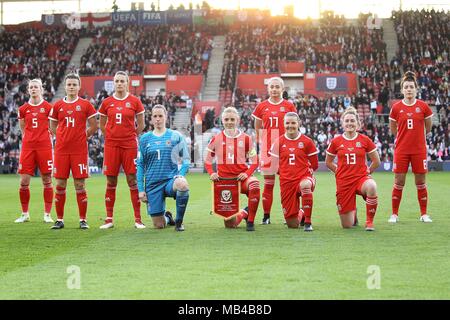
[137,129,190,192]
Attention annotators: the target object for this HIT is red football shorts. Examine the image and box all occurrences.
[103,145,137,176]
[280,176,316,219]
[18,149,53,176]
[336,176,372,215]
[53,153,89,179]
[393,152,428,174]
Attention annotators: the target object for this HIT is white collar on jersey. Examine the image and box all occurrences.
[63,96,79,103]
[153,128,167,137]
[112,93,130,101]
[223,129,242,139]
[268,98,284,105]
[342,132,359,141]
[28,99,44,107]
[401,99,417,106]
[284,132,301,141]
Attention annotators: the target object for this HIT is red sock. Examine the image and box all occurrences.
[247,181,260,223]
[19,184,30,213]
[55,186,66,220]
[366,196,378,224]
[416,183,428,215]
[105,183,116,221]
[392,184,403,215]
[262,177,275,215]
[129,184,141,223]
[76,189,88,221]
[301,189,313,224]
[234,210,248,227]
[43,183,53,214]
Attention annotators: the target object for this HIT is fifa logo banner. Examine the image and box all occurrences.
[211,180,240,220]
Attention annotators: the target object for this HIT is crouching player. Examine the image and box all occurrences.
[269,112,318,231]
[205,107,260,231]
[137,105,190,231]
[325,107,380,231]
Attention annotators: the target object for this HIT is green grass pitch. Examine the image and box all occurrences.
[0,172,449,299]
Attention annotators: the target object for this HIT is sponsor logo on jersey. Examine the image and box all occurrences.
[117,107,123,111]
[289,148,295,152]
[32,113,38,116]
[407,113,413,117]
[282,144,286,148]
[220,189,232,204]
[298,142,304,148]
[110,104,114,107]
[26,110,31,113]
[67,110,73,114]
[356,142,361,148]
[40,108,45,113]
[264,108,269,111]
[400,110,404,113]
[59,108,63,112]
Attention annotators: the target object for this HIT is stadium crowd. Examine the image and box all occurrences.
[78,25,214,76]
[0,10,448,173]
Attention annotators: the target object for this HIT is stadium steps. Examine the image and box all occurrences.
[382,19,399,92]
[172,108,192,131]
[53,37,93,102]
[430,106,439,125]
[202,36,226,101]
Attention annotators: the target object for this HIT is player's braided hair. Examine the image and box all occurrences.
[400,71,418,88]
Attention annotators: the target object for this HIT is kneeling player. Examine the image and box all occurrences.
[325,107,380,231]
[269,112,318,231]
[137,105,190,231]
[205,107,260,231]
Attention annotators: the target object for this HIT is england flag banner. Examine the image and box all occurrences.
[211,179,240,220]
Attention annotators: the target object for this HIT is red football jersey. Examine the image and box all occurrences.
[49,97,97,155]
[326,133,377,188]
[206,130,258,178]
[252,99,296,155]
[98,93,144,148]
[389,99,432,155]
[269,133,318,182]
[18,100,52,150]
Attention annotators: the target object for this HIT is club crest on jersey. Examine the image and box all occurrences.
[126,102,131,108]
[298,142,304,148]
[220,189,232,204]
[326,77,337,89]
[76,105,81,111]
[356,142,361,148]
[238,141,244,147]
[280,107,285,112]
[415,107,421,113]
[40,108,45,113]
[166,140,171,146]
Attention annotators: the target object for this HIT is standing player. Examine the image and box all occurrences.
[325,107,380,231]
[205,107,260,231]
[15,79,54,223]
[48,73,98,230]
[269,112,318,231]
[98,71,145,229]
[389,71,433,223]
[252,77,296,224]
[137,105,190,231]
